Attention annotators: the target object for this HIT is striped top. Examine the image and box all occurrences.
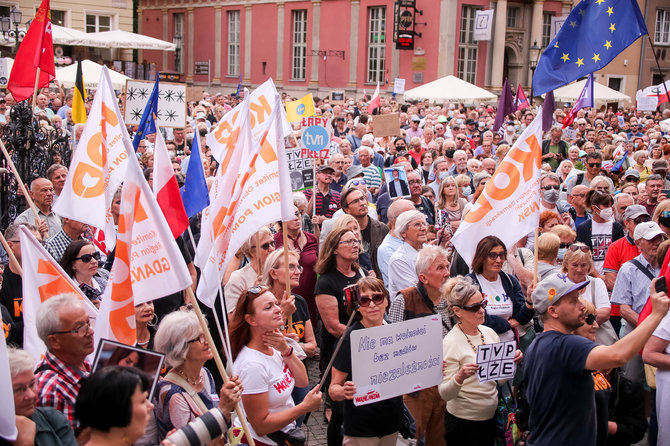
[303,188,341,218]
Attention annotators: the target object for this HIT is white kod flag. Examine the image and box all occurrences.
[53,66,133,250]
[451,110,544,265]
[0,332,17,441]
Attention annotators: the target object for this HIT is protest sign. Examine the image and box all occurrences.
[287,146,315,190]
[373,112,400,137]
[124,80,187,128]
[330,91,345,104]
[636,90,659,111]
[474,10,494,41]
[563,127,577,141]
[0,58,12,87]
[351,315,442,406]
[476,340,517,383]
[300,116,332,160]
[393,78,406,95]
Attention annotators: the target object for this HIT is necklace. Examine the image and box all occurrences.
[177,367,203,387]
[458,322,485,354]
[136,338,150,346]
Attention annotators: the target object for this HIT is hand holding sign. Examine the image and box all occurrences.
[476,341,517,383]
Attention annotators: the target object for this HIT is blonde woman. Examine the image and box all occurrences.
[435,176,467,233]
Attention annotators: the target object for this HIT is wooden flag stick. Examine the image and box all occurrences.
[31,67,41,109]
[281,221,293,329]
[0,139,41,222]
[0,231,22,277]
[184,286,256,446]
[318,309,357,389]
[533,228,539,285]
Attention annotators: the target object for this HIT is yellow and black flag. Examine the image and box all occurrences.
[72,60,87,124]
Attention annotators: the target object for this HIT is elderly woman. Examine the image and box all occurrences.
[467,236,534,342]
[558,160,574,183]
[224,227,276,315]
[154,309,243,434]
[274,205,319,324]
[539,210,560,234]
[435,176,467,233]
[134,301,156,350]
[8,348,77,446]
[388,210,428,298]
[60,240,108,307]
[632,150,651,182]
[229,286,322,445]
[439,276,522,445]
[330,278,403,445]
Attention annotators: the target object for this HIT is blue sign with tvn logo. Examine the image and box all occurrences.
[302,125,330,152]
[296,103,306,115]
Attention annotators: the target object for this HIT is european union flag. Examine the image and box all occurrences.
[133,77,160,150]
[532,0,647,96]
[179,131,210,218]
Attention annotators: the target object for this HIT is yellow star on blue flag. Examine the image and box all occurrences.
[532,0,647,96]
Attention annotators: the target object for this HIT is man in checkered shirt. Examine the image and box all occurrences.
[44,218,89,262]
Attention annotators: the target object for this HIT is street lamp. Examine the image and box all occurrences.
[529,40,541,106]
[0,7,24,56]
[173,33,182,73]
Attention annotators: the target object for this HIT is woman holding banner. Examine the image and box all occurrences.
[329,277,403,446]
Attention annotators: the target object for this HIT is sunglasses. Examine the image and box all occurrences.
[487,251,507,260]
[588,163,602,168]
[568,244,590,253]
[633,215,651,224]
[350,179,366,186]
[358,293,385,307]
[246,285,270,297]
[542,184,560,191]
[252,241,275,251]
[625,176,639,182]
[585,314,596,325]
[457,300,488,312]
[76,252,101,263]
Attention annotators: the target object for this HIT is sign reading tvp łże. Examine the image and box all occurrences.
[476,340,517,383]
[350,315,442,406]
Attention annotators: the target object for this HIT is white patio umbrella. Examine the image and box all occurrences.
[52,25,108,48]
[403,75,498,104]
[55,59,131,90]
[90,29,175,51]
[549,79,631,105]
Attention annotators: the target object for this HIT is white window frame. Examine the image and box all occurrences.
[85,13,112,33]
[458,6,480,85]
[173,13,184,73]
[227,10,240,76]
[656,9,670,45]
[506,7,520,28]
[366,6,386,84]
[542,12,554,48]
[291,9,307,81]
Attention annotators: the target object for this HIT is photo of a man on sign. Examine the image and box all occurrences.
[385,167,410,199]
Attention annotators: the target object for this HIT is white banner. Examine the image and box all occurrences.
[124,80,187,128]
[551,17,566,41]
[351,315,443,406]
[0,331,16,441]
[452,110,544,265]
[0,57,13,88]
[474,10,494,41]
[54,66,133,250]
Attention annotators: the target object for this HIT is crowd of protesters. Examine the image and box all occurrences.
[2,83,670,446]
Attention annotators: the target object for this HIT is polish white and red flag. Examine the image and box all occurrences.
[367,81,380,114]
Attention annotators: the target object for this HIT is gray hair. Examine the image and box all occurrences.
[540,172,561,185]
[453,149,467,159]
[473,171,491,189]
[358,146,374,156]
[293,192,308,208]
[387,199,414,225]
[154,310,202,368]
[8,348,34,378]
[613,193,633,206]
[261,249,300,289]
[415,245,448,276]
[36,293,85,348]
[395,210,425,239]
[442,276,480,317]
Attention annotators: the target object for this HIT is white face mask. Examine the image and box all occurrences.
[598,207,614,221]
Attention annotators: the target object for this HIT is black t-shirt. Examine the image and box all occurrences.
[593,371,611,446]
[360,221,372,254]
[314,270,362,361]
[333,320,403,437]
[1,303,17,347]
[284,294,310,344]
[0,267,23,346]
[415,196,435,225]
[524,330,598,446]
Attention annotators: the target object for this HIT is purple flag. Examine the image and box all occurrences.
[493,78,515,132]
[542,91,555,132]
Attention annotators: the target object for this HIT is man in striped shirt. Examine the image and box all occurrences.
[358,146,383,197]
[304,164,341,226]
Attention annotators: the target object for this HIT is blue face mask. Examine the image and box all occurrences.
[557,247,567,260]
[438,171,449,181]
[462,186,472,196]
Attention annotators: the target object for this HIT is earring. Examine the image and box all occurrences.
[148,313,158,328]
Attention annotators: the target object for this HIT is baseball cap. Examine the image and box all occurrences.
[623,205,649,221]
[411,115,421,122]
[532,273,589,314]
[196,112,207,120]
[623,169,640,180]
[437,115,448,123]
[466,119,476,125]
[634,222,666,241]
[318,164,335,174]
[652,159,669,171]
[346,164,364,178]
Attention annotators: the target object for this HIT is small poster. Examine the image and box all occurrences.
[124,79,187,128]
[384,167,410,199]
[476,340,517,383]
[393,78,406,95]
[474,10,494,41]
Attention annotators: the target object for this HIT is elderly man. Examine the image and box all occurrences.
[387,210,427,297]
[567,184,591,228]
[346,123,366,151]
[541,127,568,170]
[378,199,415,285]
[642,174,667,216]
[14,177,61,240]
[481,158,496,176]
[357,146,383,197]
[613,193,635,225]
[353,134,385,168]
[46,164,68,200]
[407,171,435,225]
[45,218,89,262]
[447,149,471,181]
[33,94,54,119]
[303,165,341,226]
[36,293,94,430]
[389,245,452,446]
[329,153,348,193]
[427,157,451,197]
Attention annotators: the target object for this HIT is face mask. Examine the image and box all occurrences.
[598,207,614,220]
[168,151,176,160]
[462,186,472,196]
[557,248,567,260]
[438,171,449,181]
[543,189,560,203]
[634,143,639,148]
[507,125,515,132]
[456,119,464,125]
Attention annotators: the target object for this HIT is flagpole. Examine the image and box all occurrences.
[0,232,22,277]
[0,139,42,222]
[184,286,256,446]
[533,228,539,285]
[647,36,670,103]
[281,222,293,329]
[31,67,41,109]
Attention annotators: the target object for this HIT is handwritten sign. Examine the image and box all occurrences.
[350,315,442,406]
[563,127,577,141]
[476,341,516,383]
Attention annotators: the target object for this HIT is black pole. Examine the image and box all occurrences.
[647,35,670,105]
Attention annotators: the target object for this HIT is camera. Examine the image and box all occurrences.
[165,408,229,446]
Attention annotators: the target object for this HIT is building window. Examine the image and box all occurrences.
[51,10,66,27]
[542,12,554,48]
[173,13,184,73]
[85,14,111,33]
[291,10,307,81]
[507,7,520,28]
[367,6,386,84]
[227,11,240,76]
[656,9,670,45]
[458,5,480,84]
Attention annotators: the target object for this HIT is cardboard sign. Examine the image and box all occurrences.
[476,340,517,383]
[330,91,345,104]
[351,315,442,406]
[124,79,187,128]
[373,113,401,137]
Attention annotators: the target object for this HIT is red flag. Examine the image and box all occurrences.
[153,124,189,238]
[367,81,380,115]
[7,0,55,102]
[515,84,529,110]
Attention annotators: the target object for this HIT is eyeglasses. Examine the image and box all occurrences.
[571,193,586,198]
[487,251,507,260]
[587,163,602,168]
[76,252,101,263]
[251,241,275,251]
[625,177,639,182]
[456,137,466,141]
[347,196,366,207]
[275,264,303,273]
[339,238,360,246]
[50,318,93,337]
[456,300,488,312]
[358,293,385,307]
[350,180,366,186]
[542,185,560,191]
[568,244,590,253]
[395,144,406,149]
[633,215,651,224]
[188,334,206,344]
[408,179,422,185]
[585,314,597,325]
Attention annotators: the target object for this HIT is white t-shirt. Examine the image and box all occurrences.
[476,274,514,342]
[579,277,611,309]
[591,220,613,274]
[233,346,297,445]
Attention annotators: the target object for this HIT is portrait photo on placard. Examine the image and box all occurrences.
[384,167,410,199]
[92,339,165,399]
